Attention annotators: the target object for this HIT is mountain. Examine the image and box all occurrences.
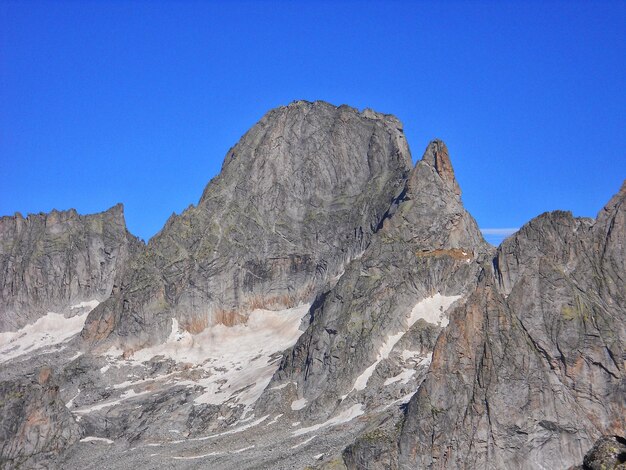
[81,100,412,353]
[396,183,626,469]
[0,101,623,470]
[0,204,141,333]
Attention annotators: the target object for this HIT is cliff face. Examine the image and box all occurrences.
[0,204,141,332]
[0,101,623,470]
[257,140,491,424]
[0,368,83,468]
[395,183,626,470]
[81,101,412,352]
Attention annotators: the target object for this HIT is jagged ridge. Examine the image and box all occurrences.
[0,101,623,470]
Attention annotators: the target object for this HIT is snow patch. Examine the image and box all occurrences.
[394,391,418,405]
[71,300,101,311]
[401,349,419,361]
[66,388,80,409]
[172,415,269,443]
[67,351,83,362]
[291,435,316,449]
[0,300,99,363]
[383,368,415,386]
[233,445,255,453]
[270,382,290,390]
[236,408,254,423]
[80,436,113,444]
[103,305,310,409]
[383,391,418,410]
[112,373,177,390]
[291,398,307,410]
[265,413,283,426]
[171,445,254,461]
[344,294,460,395]
[173,451,221,460]
[293,404,364,436]
[384,353,432,386]
[401,351,432,366]
[120,388,149,400]
[408,293,460,328]
[418,353,432,367]
[72,389,151,414]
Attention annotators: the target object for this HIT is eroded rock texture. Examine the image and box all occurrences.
[0,101,623,470]
[396,183,626,469]
[570,435,626,470]
[82,101,412,352]
[0,204,141,332]
[259,140,491,424]
[0,368,82,469]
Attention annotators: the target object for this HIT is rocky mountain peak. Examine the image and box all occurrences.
[389,139,486,252]
[1,103,623,470]
[200,100,411,207]
[417,139,460,196]
[596,179,626,226]
[0,204,140,332]
[81,100,414,352]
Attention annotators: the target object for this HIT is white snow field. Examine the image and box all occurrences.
[99,304,311,409]
[0,300,100,363]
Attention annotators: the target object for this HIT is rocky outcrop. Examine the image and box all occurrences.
[258,140,491,422]
[570,435,626,470]
[0,367,82,469]
[0,101,623,470]
[82,101,413,352]
[396,182,626,469]
[0,204,141,332]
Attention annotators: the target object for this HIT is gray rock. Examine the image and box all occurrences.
[396,181,626,469]
[258,140,490,422]
[0,204,141,332]
[1,101,624,470]
[0,367,83,469]
[81,100,412,354]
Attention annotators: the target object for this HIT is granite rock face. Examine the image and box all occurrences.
[257,140,491,423]
[0,204,141,332]
[0,367,82,469]
[82,100,412,352]
[396,183,626,469]
[0,101,624,469]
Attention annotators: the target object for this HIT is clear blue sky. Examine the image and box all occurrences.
[1,1,625,244]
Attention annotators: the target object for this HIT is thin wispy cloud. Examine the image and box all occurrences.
[480,228,519,236]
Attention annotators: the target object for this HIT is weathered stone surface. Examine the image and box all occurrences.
[258,140,490,423]
[0,101,624,470]
[396,181,626,469]
[570,435,626,470]
[0,204,141,332]
[0,367,82,469]
[82,100,413,352]
[341,414,401,470]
